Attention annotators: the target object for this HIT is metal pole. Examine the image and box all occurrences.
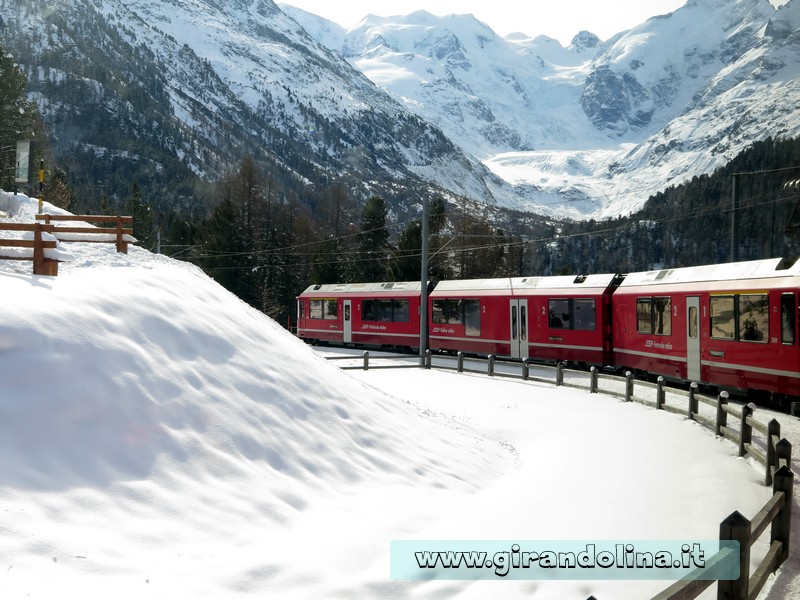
[730,173,740,262]
[419,195,429,366]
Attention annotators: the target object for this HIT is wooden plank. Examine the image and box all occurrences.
[51,226,133,235]
[747,415,768,436]
[745,443,767,466]
[661,404,685,416]
[650,576,714,600]
[697,395,719,408]
[723,403,743,419]
[0,239,57,248]
[694,413,716,429]
[0,222,55,232]
[748,541,782,600]
[749,492,784,545]
[36,214,133,223]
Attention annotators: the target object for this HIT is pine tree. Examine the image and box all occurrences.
[355,196,390,281]
[0,43,39,190]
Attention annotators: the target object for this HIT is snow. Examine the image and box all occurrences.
[1,191,798,599]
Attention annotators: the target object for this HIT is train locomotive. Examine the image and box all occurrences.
[296,257,800,407]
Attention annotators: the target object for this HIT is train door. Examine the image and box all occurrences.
[343,300,352,344]
[686,296,701,381]
[509,299,529,359]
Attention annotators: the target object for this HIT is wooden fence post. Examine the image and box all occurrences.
[556,362,564,386]
[363,351,369,371]
[775,438,792,473]
[766,419,780,486]
[457,351,464,373]
[716,391,729,437]
[625,371,633,402]
[115,215,128,253]
[590,366,598,393]
[718,511,751,600]
[771,466,794,567]
[739,403,753,458]
[522,359,529,381]
[487,355,495,377]
[656,376,665,409]
[32,222,45,275]
[688,382,699,419]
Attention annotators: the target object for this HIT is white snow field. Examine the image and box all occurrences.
[0,191,796,599]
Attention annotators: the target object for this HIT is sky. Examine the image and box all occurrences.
[280,0,690,45]
[1,190,798,598]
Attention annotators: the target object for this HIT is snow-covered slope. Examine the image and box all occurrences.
[287,0,800,219]
[0,191,784,598]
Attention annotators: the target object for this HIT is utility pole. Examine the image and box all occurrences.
[419,195,429,365]
[730,173,740,262]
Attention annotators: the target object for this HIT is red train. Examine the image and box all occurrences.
[296,257,800,406]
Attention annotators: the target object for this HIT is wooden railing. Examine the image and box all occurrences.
[329,351,794,599]
[0,222,61,275]
[35,213,134,254]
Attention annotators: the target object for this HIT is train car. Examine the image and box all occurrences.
[611,258,800,401]
[296,281,422,348]
[428,273,620,364]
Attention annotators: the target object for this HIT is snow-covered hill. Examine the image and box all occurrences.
[286,0,800,218]
[0,191,788,598]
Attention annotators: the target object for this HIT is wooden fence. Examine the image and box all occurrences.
[332,351,794,600]
[35,213,134,254]
[0,221,61,275]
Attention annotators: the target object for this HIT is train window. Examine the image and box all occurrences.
[549,299,570,328]
[309,299,338,320]
[362,299,410,322]
[636,297,672,335]
[636,299,653,333]
[738,294,768,343]
[432,298,480,334]
[573,299,596,331]
[654,297,672,335]
[324,299,338,320]
[710,296,735,339]
[298,300,305,321]
[464,300,481,336]
[548,298,596,331]
[688,307,698,339]
[781,293,796,344]
[393,300,410,323]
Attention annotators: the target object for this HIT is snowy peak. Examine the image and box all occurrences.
[290,0,800,218]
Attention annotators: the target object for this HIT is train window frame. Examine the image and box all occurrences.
[549,298,596,331]
[710,293,769,343]
[739,294,768,343]
[636,296,672,336]
[432,298,481,336]
[309,298,338,320]
[781,293,796,345]
[362,298,411,323]
[298,300,305,321]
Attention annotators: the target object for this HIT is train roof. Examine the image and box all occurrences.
[298,281,422,296]
[618,257,800,288]
[431,273,619,295]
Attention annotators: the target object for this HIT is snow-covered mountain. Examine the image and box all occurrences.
[2,0,798,220]
[0,0,514,213]
[285,0,800,218]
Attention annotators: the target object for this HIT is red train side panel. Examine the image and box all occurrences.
[612,258,800,397]
[296,281,422,348]
[428,273,619,364]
